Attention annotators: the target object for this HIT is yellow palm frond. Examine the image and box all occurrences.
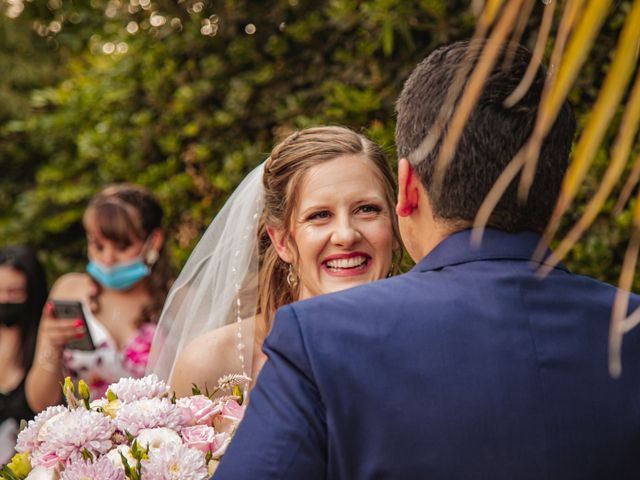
[541,0,640,249]
[538,70,640,276]
[518,0,613,203]
[610,189,640,377]
[504,0,555,108]
[479,0,506,28]
[432,0,525,196]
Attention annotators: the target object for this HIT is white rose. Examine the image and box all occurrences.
[106,444,136,470]
[25,466,58,480]
[89,398,108,411]
[136,427,182,450]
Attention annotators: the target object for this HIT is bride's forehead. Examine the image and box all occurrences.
[297,154,385,192]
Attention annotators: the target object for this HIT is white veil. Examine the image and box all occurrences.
[147,162,265,383]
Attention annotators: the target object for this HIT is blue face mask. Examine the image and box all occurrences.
[86,257,151,290]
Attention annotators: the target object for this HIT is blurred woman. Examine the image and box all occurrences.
[0,246,47,462]
[25,184,173,411]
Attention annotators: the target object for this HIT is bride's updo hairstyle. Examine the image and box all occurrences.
[257,126,402,339]
[83,184,173,325]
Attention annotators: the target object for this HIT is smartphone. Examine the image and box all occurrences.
[52,300,96,351]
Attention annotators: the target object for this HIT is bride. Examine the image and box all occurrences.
[147,126,402,396]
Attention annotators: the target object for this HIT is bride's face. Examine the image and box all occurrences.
[285,154,395,300]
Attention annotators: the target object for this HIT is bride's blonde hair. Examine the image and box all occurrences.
[256,126,402,341]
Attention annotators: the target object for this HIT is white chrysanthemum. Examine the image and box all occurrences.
[60,456,125,480]
[114,398,186,436]
[39,408,115,463]
[16,405,67,453]
[108,374,171,403]
[141,441,208,480]
[136,428,182,451]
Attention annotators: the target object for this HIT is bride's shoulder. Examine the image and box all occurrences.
[189,317,255,352]
[170,317,256,396]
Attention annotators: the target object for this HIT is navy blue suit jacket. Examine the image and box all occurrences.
[214,229,640,479]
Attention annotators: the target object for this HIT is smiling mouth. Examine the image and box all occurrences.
[323,255,370,273]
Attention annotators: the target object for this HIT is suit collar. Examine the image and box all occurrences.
[411,228,569,273]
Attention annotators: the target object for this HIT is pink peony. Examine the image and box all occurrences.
[181,425,217,453]
[38,408,115,465]
[60,456,125,480]
[141,441,208,479]
[177,395,221,426]
[108,374,171,403]
[16,405,67,454]
[114,398,187,436]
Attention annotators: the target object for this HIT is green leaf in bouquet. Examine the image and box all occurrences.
[130,440,149,461]
[171,391,177,404]
[0,465,19,480]
[125,431,135,444]
[81,449,94,462]
[191,383,202,396]
[120,452,138,480]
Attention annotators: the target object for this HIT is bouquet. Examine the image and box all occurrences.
[0,374,249,480]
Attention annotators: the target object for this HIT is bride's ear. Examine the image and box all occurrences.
[266,225,294,264]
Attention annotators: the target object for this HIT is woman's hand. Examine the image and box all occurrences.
[34,302,85,369]
[25,301,86,412]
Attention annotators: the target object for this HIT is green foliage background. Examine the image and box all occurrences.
[0,0,636,290]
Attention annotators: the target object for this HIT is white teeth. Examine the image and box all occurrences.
[325,256,368,270]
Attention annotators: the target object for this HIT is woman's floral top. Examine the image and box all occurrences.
[63,309,156,399]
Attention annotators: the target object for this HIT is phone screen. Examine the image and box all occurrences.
[52,300,96,351]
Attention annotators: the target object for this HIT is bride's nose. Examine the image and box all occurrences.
[330,215,362,247]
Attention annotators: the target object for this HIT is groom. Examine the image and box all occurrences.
[213,41,640,479]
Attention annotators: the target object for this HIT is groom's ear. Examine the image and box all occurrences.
[396,158,419,217]
[266,225,294,264]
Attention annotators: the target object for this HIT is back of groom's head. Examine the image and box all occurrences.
[395,40,576,233]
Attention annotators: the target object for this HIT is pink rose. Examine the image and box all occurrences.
[212,399,245,434]
[210,431,232,459]
[177,395,221,426]
[181,425,217,453]
[221,399,244,421]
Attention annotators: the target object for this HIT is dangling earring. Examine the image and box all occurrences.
[146,250,159,265]
[387,260,396,278]
[286,264,298,288]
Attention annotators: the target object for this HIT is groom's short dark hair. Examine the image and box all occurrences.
[395,40,575,233]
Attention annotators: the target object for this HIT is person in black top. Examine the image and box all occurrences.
[0,246,47,462]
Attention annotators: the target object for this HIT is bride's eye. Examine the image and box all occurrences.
[307,210,331,221]
[357,204,382,215]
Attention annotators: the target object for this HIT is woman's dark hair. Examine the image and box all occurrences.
[82,184,173,325]
[0,246,48,369]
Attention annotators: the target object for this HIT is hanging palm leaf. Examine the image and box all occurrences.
[445,0,640,374]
